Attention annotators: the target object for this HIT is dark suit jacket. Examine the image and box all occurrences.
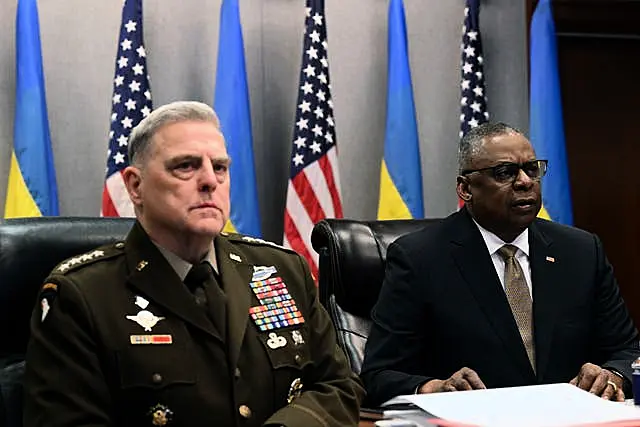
[361,209,639,406]
[24,222,363,426]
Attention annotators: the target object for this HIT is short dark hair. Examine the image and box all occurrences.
[458,122,523,173]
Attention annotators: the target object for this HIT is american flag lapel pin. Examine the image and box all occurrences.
[546,256,555,263]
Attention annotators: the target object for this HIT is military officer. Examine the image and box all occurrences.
[23,101,364,427]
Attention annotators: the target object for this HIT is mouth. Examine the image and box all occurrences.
[192,203,219,211]
[511,198,537,212]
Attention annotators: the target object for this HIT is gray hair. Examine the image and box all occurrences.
[458,122,522,173]
[128,101,221,166]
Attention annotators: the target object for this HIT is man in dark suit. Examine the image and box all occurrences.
[361,122,639,406]
[24,101,363,426]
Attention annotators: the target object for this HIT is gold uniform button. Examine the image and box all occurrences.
[152,373,163,384]
[115,242,125,249]
[294,354,302,365]
[238,405,252,419]
[234,367,241,378]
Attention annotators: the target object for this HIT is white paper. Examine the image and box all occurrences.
[383,383,640,427]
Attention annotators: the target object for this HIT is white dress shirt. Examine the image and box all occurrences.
[473,220,533,299]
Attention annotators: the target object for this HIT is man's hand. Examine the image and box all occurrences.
[569,363,624,402]
[418,367,486,393]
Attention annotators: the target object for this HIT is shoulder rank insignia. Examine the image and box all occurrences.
[54,242,124,274]
[229,234,296,254]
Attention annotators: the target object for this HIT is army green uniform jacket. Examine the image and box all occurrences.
[24,222,363,427]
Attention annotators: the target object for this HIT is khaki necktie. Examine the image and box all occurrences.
[184,262,227,337]
[497,244,535,371]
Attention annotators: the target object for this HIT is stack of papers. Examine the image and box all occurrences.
[382,383,640,427]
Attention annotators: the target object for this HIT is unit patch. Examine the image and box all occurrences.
[39,283,58,322]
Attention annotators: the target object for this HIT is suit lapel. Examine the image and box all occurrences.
[215,236,253,369]
[124,222,223,343]
[529,221,557,379]
[450,210,535,379]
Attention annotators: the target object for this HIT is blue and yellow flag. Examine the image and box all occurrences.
[378,0,423,219]
[214,0,261,237]
[5,0,58,218]
[530,0,573,225]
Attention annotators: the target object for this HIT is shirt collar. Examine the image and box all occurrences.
[473,219,529,257]
[153,242,218,281]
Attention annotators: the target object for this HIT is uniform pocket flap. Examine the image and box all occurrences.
[258,327,313,370]
[117,346,196,389]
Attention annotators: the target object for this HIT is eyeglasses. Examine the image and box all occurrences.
[461,159,548,184]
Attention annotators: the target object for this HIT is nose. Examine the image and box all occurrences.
[513,168,534,189]
[198,161,218,193]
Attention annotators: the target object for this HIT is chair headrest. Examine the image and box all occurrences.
[0,217,135,356]
[311,218,439,319]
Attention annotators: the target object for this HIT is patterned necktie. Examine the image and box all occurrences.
[497,244,536,371]
[184,262,226,336]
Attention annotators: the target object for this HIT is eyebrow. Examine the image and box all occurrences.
[167,154,231,164]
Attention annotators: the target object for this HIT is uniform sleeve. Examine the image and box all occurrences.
[23,276,113,427]
[264,255,364,427]
[591,234,640,388]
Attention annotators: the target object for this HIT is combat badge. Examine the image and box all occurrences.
[287,378,303,404]
[148,404,173,426]
[251,265,277,282]
[39,283,58,322]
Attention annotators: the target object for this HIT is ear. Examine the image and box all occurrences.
[456,175,472,202]
[123,165,143,206]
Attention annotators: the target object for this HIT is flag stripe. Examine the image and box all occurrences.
[105,172,135,217]
[326,147,342,199]
[283,212,319,280]
[284,196,319,275]
[319,147,343,217]
[298,165,331,221]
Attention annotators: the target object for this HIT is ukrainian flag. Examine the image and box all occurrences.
[530,0,573,225]
[214,0,261,237]
[378,0,423,220]
[5,0,58,218]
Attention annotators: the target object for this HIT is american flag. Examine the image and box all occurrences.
[101,0,152,217]
[283,0,342,279]
[459,0,489,140]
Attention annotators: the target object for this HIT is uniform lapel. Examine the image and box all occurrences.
[124,222,223,343]
[529,221,557,380]
[215,235,253,369]
[450,210,535,379]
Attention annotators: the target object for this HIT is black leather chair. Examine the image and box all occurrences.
[311,218,440,375]
[0,216,134,426]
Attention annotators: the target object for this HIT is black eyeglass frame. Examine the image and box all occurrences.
[460,159,548,183]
